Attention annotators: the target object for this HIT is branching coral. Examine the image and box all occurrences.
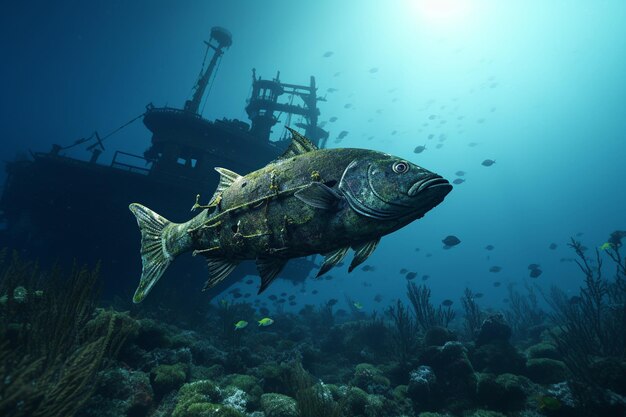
[460,288,483,340]
[504,282,545,342]
[407,282,454,331]
[386,299,420,364]
[546,238,626,407]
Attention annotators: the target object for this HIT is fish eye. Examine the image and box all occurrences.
[392,161,409,174]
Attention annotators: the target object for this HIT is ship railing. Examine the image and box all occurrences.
[110,151,151,175]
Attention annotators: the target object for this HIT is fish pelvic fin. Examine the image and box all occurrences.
[349,238,380,272]
[317,246,349,277]
[129,203,182,303]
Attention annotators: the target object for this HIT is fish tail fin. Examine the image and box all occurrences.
[129,203,180,303]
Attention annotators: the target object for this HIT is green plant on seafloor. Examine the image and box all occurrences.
[546,238,626,411]
[460,288,483,340]
[407,282,455,331]
[286,361,343,417]
[386,299,420,365]
[0,251,135,417]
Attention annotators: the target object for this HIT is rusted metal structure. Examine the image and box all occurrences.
[0,27,328,300]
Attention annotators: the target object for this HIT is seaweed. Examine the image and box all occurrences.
[546,238,626,409]
[0,252,133,417]
[407,282,454,331]
[504,282,546,343]
[460,287,483,340]
[386,299,419,365]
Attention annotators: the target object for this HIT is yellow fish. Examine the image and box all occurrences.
[258,317,274,326]
[234,320,248,330]
[600,242,614,251]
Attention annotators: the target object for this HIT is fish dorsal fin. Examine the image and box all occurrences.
[256,256,288,294]
[206,167,243,207]
[294,182,342,210]
[202,257,239,291]
[215,167,242,192]
[349,238,380,272]
[277,127,318,161]
[317,246,350,278]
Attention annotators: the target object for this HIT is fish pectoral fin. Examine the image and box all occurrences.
[349,238,380,272]
[276,127,318,161]
[256,256,288,294]
[294,182,342,210]
[202,257,239,291]
[317,246,349,278]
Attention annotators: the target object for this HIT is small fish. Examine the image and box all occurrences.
[455,171,465,176]
[269,294,277,301]
[326,88,338,93]
[528,263,540,270]
[489,266,502,273]
[485,245,494,251]
[329,116,338,122]
[405,272,417,280]
[421,274,430,281]
[333,71,341,77]
[474,292,484,298]
[288,295,296,300]
[441,299,453,307]
[353,302,363,309]
[337,130,349,139]
[529,268,542,278]
[374,294,383,303]
[361,265,376,272]
[322,51,334,58]
[442,235,461,247]
[599,242,614,251]
[481,159,496,167]
[538,396,562,411]
[369,67,379,73]
[549,243,558,250]
[400,268,408,274]
[312,290,319,295]
[468,142,478,147]
[344,103,353,109]
[234,320,248,330]
[414,145,427,154]
[452,178,465,185]
[435,144,443,149]
[327,298,338,306]
[258,317,274,326]
[245,279,254,284]
[493,281,501,287]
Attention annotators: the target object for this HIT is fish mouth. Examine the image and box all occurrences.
[408,176,452,196]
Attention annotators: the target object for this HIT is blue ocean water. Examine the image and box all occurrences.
[0,0,626,417]
[1,0,625,311]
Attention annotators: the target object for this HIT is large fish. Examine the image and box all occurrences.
[129,128,452,302]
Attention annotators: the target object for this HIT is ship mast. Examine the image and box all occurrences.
[184,27,232,114]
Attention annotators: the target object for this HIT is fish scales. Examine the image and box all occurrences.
[129,128,452,302]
